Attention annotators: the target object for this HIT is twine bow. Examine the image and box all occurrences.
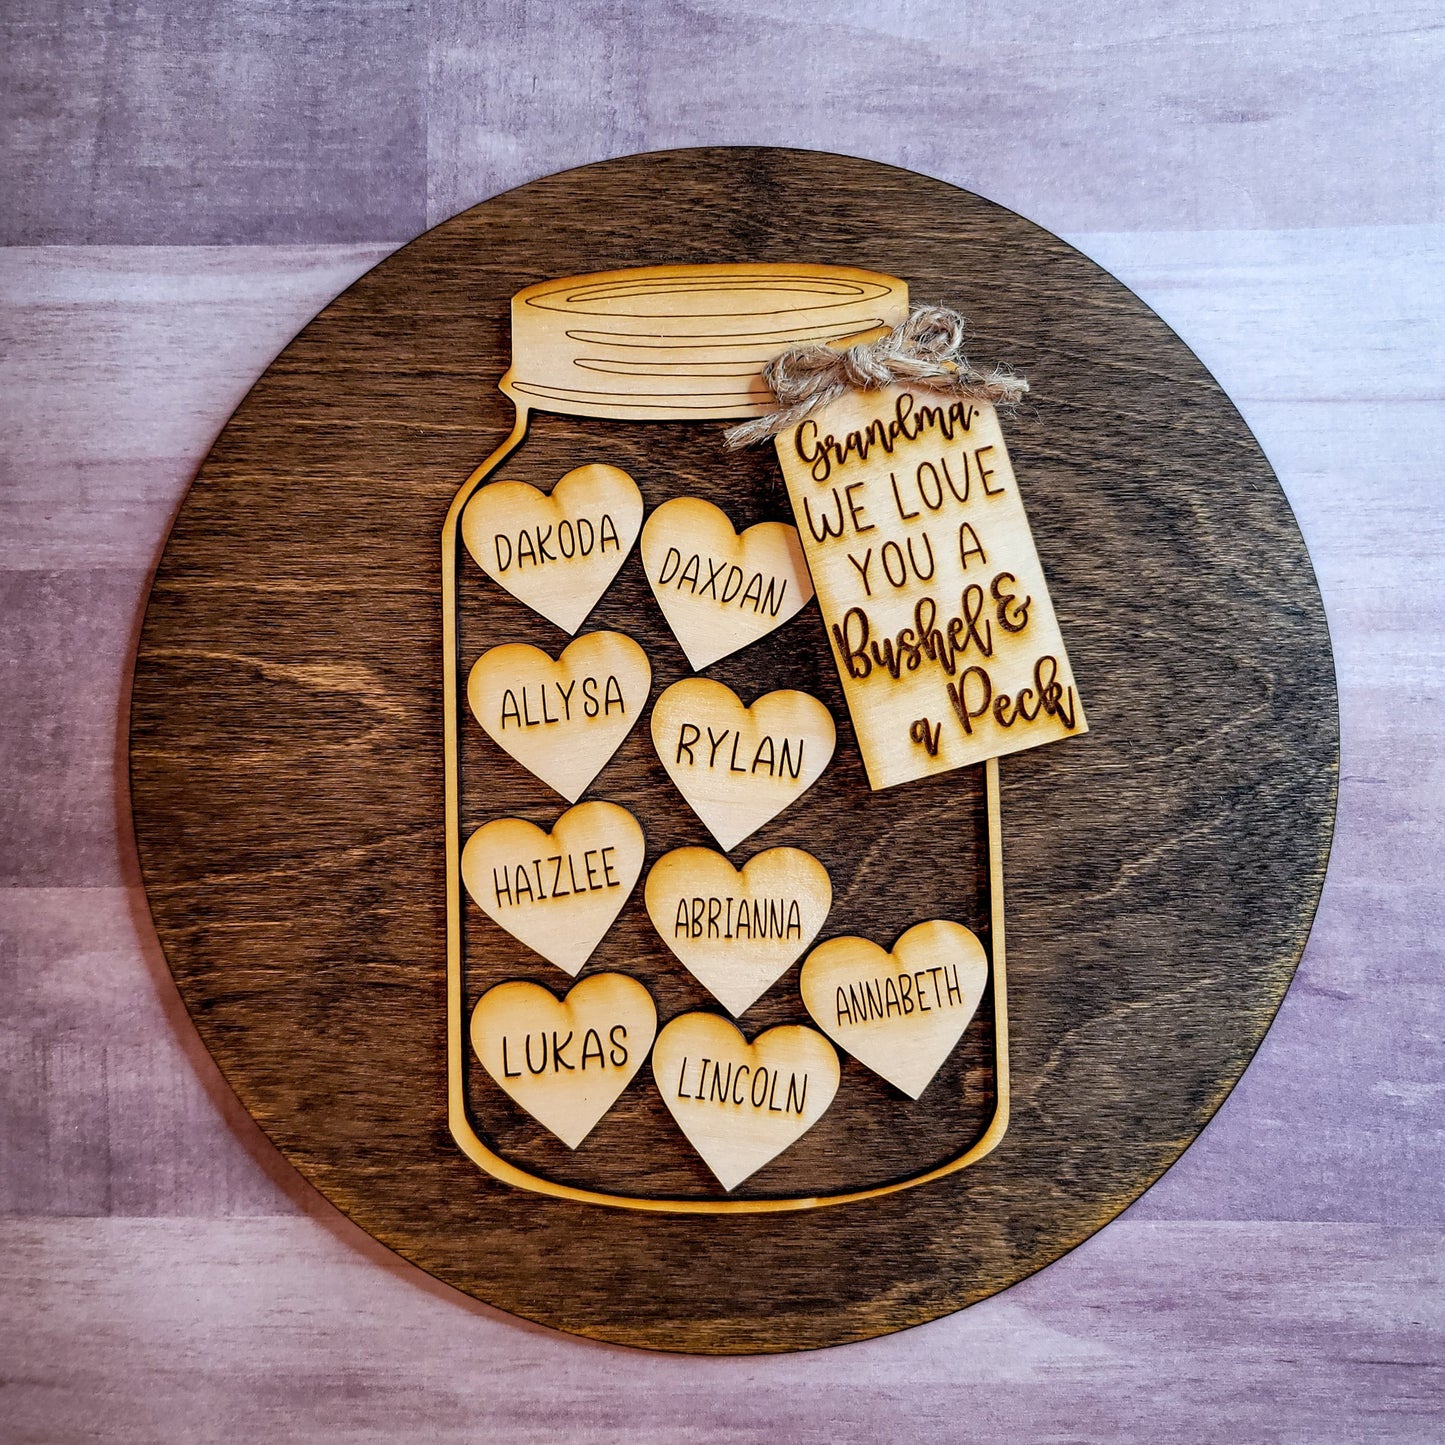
[723,305,1029,450]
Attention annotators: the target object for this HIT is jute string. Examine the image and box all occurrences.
[722,305,1029,450]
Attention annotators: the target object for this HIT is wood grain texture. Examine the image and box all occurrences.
[2,0,1442,1426]
[0,244,390,570]
[126,150,1335,1350]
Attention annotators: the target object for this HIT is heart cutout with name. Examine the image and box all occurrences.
[650,679,836,850]
[641,496,814,670]
[651,1013,840,1190]
[799,920,989,1099]
[645,846,832,1016]
[468,631,651,801]
[461,463,643,634]
[461,801,645,976]
[471,973,657,1148]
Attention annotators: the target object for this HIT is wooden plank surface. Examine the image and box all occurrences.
[2,0,1442,1433]
[1,1218,1440,1443]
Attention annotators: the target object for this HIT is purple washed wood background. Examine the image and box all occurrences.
[2,0,1442,1438]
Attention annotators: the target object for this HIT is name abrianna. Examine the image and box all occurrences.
[794,391,977,484]
[673,894,804,943]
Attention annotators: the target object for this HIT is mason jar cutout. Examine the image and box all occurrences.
[444,264,1018,1212]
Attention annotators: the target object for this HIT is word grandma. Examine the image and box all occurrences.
[793,390,979,484]
[491,512,622,572]
[674,895,804,942]
[497,1023,632,1078]
[670,724,806,780]
[497,673,626,730]
[492,847,622,908]
[673,1055,811,1116]
[654,548,790,617]
[834,962,967,1027]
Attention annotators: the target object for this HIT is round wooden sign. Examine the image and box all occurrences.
[129,148,1336,1353]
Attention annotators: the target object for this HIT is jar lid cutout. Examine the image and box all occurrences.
[504,264,909,422]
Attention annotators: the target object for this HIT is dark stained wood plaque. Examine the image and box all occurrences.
[128,148,1337,1353]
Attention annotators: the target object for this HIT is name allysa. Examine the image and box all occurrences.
[655,548,789,617]
[498,673,627,729]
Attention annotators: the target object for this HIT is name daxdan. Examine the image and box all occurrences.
[653,547,791,618]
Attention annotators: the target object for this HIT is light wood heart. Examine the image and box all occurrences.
[461,463,643,633]
[471,973,657,1148]
[645,846,832,1016]
[640,496,814,669]
[799,920,989,1099]
[651,1013,840,1190]
[468,631,651,801]
[461,801,645,976]
[649,679,836,850]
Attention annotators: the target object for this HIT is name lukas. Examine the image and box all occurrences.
[497,1022,632,1078]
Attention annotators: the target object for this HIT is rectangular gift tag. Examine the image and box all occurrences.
[774,384,1086,789]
